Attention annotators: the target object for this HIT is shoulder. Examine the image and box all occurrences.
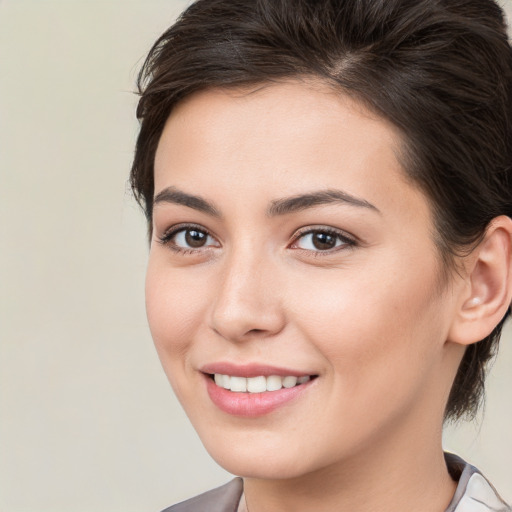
[445,453,511,512]
[161,478,243,512]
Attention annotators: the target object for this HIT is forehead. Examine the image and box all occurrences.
[155,80,409,194]
[157,83,439,232]
[155,81,431,226]
[160,80,402,149]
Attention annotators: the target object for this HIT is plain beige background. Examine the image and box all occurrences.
[0,1,511,511]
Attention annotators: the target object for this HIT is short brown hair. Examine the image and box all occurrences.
[130,0,512,421]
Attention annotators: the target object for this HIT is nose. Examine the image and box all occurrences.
[208,247,286,343]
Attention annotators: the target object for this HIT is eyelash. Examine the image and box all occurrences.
[291,226,357,256]
[157,223,357,257]
[157,223,216,255]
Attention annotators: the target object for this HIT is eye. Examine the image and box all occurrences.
[292,227,356,253]
[158,224,219,253]
[174,228,211,249]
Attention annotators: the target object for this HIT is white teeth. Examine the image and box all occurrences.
[230,376,247,392]
[213,374,313,392]
[247,376,267,393]
[266,375,283,392]
[282,376,298,388]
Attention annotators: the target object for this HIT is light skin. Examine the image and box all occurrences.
[146,80,512,511]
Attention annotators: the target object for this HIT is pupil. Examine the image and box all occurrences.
[313,232,336,250]
[185,230,206,248]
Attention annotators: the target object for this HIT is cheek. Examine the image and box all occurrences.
[145,258,207,363]
[289,257,447,389]
[285,265,450,453]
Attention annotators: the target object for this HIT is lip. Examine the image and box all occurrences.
[201,366,317,417]
[200,362,313,378]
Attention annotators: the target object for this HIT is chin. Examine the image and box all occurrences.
[211,450,312,480]
[197,430,329,480]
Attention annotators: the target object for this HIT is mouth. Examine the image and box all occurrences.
[209,373,317,393]
[202,369,318,417]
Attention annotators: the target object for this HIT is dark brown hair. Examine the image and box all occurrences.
[130,0,512,421]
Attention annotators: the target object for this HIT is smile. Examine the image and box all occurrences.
[204,371,317,417]
[213,374,312,393]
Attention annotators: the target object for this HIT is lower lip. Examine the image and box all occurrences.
[204,375,314,417]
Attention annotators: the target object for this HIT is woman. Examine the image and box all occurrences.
[130,0,512,510]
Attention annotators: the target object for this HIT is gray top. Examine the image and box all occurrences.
[162,453,510,512]
[162,478,243,512]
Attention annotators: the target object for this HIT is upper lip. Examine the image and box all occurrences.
[200,362,315,378]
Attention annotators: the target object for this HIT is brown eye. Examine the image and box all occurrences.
[160,226,219,252]
[293,228,354,253]
[311,232,337,250]
[184,229,208,248]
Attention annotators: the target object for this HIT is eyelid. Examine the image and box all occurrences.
[289,225,357,253]
[157,223,220,252]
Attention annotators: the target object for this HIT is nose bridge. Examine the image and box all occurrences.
[209,238,285,341]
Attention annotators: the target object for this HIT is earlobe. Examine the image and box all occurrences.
[448,215,512,346]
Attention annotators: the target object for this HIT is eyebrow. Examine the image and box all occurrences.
[154,187,222,217]
[153,186,380,218]
[267,189,380,216]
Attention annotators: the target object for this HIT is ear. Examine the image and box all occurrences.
[447,215,512,346]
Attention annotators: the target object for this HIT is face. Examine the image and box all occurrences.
[147,81,461,480]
